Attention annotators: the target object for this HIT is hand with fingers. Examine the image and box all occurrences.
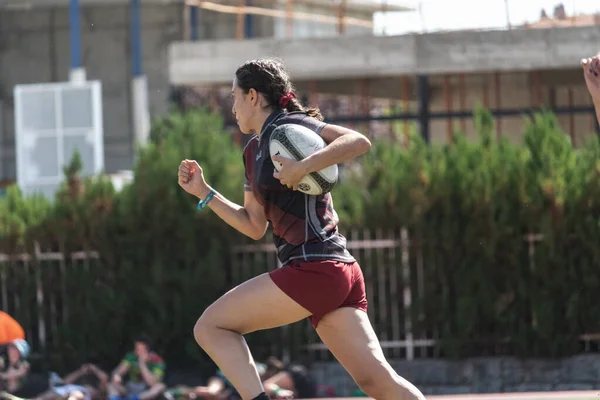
[178,159,211,199]
[272,154,308,191]
[582,53,600,102]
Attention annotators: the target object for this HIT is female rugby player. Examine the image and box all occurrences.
[178,58,425,400]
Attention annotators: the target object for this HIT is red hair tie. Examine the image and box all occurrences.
[279,92,296,108]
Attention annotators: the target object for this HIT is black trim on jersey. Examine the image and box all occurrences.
[243,110,355,266]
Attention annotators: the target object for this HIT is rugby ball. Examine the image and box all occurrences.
[269,123,338,195]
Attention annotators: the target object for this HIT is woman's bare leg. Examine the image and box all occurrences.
[316,307,425,400]
[194,273,311,400]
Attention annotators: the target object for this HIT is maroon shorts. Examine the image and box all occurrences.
[269,259,368,329]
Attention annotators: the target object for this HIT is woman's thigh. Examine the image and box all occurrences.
[198,273,312,334]
[316,308,423,399]
[316,307,387,372]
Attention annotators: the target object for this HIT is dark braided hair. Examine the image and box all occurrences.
[235,58,324,121]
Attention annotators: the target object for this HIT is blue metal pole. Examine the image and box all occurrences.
[69,0,81,69]
[130,0,142,77]
[190,6,199,41]
[244,0,253,38]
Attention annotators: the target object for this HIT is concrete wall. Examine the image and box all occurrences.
[309,355,600,396]
[425,70,597,146]
[169,25,600,85]
[394,69,596,146]
[0,3,185,181]
[0,1,361,183]
[171,25,600,149]
[186,68,597,148]
[3,6,598,182]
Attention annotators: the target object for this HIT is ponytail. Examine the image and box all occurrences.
[281,94,325,122]
[236,59,325,121]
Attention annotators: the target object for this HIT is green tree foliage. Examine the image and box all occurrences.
[1,109,244,370]
[333,105,600,357]
[2,106,600,369]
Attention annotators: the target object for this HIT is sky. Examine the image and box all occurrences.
[373,0,600,35]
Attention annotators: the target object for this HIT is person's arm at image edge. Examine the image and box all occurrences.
[582,56,600,127]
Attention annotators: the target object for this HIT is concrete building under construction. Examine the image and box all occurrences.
[0,0,599,187]
[0,0,413,186]
[171,1,600,148]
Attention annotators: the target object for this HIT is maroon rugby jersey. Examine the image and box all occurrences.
[243,110,356,266]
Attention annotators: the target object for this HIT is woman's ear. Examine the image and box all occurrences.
[248,88,259,106]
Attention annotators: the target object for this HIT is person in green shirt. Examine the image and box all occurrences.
[108,336,166,400]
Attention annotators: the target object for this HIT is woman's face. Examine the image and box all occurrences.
[7,345,20,364]
[231,78,256,134]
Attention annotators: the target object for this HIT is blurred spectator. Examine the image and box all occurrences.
[262,357,316,400]
[0,339,31,395]
[34,363,109,400]
[0,311,26,372]
[0,312,25,345]
[164,363,269,400]
[108,336,166,400]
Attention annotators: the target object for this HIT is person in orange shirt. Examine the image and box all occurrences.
[0,312,25,345]
[0,311,28,394]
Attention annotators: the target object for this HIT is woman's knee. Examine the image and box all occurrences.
[193,307,242,348]
[193,309,217,348]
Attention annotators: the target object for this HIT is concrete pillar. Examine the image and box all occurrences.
[130,0,150,148]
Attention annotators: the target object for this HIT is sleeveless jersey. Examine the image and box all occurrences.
[242,111,355,266]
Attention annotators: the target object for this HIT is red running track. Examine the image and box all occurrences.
[296,390,600,400]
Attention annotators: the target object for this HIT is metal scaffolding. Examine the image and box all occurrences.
[184,0,415,39]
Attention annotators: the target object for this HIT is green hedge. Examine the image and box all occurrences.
[1,109,244,371]
[2,106,600,370]
[334,106,600,357]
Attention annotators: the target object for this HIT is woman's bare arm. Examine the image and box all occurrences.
[197,185,268,241]
[582,56,600,127]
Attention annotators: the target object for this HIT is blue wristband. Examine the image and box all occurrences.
[197,189,216,211]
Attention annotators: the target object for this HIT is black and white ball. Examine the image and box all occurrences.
[269,123,338,195]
